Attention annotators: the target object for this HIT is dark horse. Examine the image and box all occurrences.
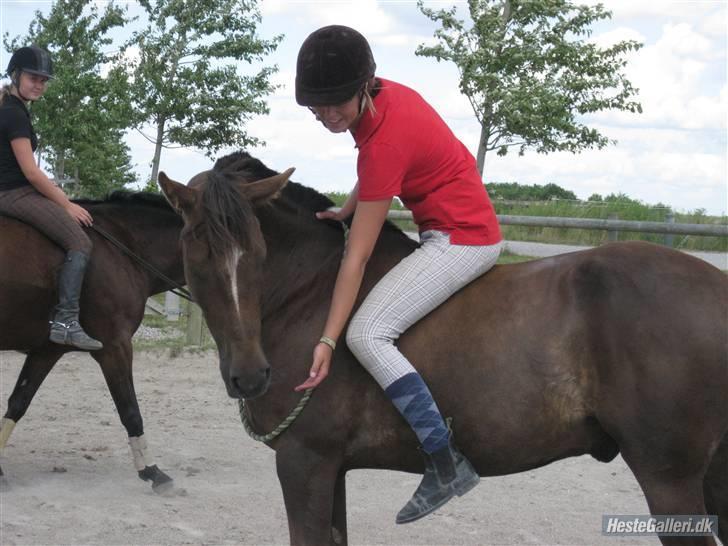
[0,191,184,490]
[159,152,728,546]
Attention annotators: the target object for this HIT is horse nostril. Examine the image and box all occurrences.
[262,367,271,381]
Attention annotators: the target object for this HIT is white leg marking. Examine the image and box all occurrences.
[129,434,151,471]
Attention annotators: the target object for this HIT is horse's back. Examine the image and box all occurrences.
[387,241,727,473]
[0,217,66,350]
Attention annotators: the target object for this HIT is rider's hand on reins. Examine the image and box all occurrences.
[295,342,333,391]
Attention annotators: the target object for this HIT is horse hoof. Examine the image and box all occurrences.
[152,477,175,495]
[138,464,174,494]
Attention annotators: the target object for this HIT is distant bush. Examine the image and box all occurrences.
[487,182,577,201]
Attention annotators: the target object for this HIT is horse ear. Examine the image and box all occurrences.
[240,167,295,205]
[158,171,197,214]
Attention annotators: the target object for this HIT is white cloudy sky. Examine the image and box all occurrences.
[1,0,726,214]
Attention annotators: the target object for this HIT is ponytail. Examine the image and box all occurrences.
[0,83,12,105]
[360,77,381,117]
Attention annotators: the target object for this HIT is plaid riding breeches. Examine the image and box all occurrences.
[346,230,502,388]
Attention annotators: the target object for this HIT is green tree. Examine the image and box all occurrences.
[127,0,281,186]
[5,0,137,197]
[416,0,643,174]
[488,181,576,200]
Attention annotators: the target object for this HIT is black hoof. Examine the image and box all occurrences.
[138,464,174,493]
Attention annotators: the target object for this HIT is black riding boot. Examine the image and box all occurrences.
[49,251,103,351]
[396,437,480,524]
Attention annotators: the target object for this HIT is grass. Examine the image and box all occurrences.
[497,251,537,264]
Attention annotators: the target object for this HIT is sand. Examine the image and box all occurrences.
[0,349,659,545]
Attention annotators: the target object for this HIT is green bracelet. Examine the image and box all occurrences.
[319,336,337,351]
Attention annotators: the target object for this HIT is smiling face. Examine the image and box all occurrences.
[309,92,363,133]
[15,71,49,101]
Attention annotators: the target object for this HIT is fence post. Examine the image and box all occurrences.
[165,291,180,321]
[607,213,619,242]
[664,212,675,247]
[186,300,203,346]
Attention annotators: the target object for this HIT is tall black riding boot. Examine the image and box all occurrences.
[396,437,480,524]
[49,251,103,351]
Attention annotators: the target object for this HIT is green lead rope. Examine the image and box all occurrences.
[238,388,315,443]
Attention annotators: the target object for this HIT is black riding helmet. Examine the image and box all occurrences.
[295,25,376,107]
[7,45,54,80]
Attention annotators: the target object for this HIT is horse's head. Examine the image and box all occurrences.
[158,164,294,400]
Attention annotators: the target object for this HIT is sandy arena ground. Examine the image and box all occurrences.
[0,349,664,545]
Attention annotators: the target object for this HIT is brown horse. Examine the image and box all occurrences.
[0,191,184,490]
[159,151,728,546]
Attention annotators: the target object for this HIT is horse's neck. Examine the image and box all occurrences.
[257,207,344,322]
[92,205,185,292]
[257,205,417,323]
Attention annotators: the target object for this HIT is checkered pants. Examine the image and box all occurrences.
[0,186,91,253]
[346,230,502,388]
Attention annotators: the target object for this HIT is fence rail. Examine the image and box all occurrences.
[384,210,728,237]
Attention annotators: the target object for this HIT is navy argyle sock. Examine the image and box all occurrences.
[384,372,450,454]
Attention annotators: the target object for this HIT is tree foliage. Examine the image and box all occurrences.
[488,181,577,201]
[4,0,137,197]
[416,0,643,173]
[126,0,281,186]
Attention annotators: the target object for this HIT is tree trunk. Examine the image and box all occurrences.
[476,124,488,176]
[150,117,166,187]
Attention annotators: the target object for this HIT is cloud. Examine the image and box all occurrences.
[588,22,725,130]
[276,0,397,36]
[699,5,727,36]
[582,0,719,20]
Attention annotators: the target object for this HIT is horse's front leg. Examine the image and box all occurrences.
[90,339,172,493]
[276,442,346,545]
[1,343,66,475]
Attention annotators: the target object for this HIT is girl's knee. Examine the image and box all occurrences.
[346,320,393,366]
[70,234,92,255]
[345,321,369,361]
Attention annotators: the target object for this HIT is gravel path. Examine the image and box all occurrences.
[503,240,727,270]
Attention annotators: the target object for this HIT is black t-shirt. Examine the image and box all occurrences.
[0,95,37,191]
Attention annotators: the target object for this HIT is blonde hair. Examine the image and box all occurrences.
[0,83,13,105]
[360,77,380,116]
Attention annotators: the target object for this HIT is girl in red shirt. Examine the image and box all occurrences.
[294,25,502,523]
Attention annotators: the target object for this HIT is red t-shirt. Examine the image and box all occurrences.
[354,79,501,245]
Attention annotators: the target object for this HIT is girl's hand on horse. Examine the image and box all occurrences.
[295,342,333,391]
[65,203,93,227]
[316,209,345,222]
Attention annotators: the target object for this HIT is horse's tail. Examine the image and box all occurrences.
[704,426,728,545]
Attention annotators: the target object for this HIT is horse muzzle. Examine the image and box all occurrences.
[220,356,271,400]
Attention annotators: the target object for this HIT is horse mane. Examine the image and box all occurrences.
[200,170,265,258]
[213,150,408,238]
[73,191,173,210]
